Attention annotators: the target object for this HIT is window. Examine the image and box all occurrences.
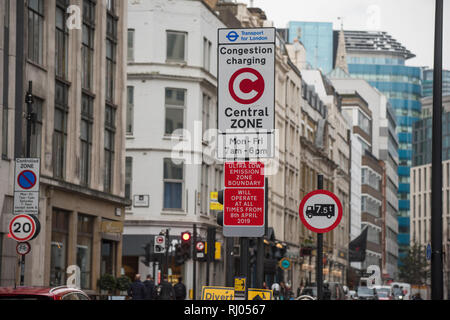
[28,0,44,65]
[165,88,185,135]
[203,37,211,71]
[163,158,184,210]
[55,0,69,79]
[80,94,93,186]
[82,0,96,91]
[77,214,94,290]
[166,31,186,62]
[125,157,133,200]
[30,98,43,158]
[201,164,210,215]
[127,29,135,62]
[106,2,118,103]
[104,105,116,193]
[53,81,69,179]
[50,209,69,287]
[126,86,134,135]
[358,110,371,136]
[202,94,211,134]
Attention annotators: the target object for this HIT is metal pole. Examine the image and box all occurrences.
[240,237,249,278]
[165,229,169,278]
[316,174,324,300]
[193,224,197,300]
[225,237,234,287]
[255,178,268,288]
[432,0,444,300]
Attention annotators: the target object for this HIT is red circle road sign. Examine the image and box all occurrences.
[9,215,37,242]
[299,190,343,234]
[156,236,165,244]
[16,242,31,256]
[228,68,265,104]
[196,241,205,251]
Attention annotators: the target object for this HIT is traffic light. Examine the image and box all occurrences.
[249,238,257,265]
[195,240,206,261]
[181,231,192,261]
[141,243,151,267]
[174,244,184,265]
[217,190,224,226]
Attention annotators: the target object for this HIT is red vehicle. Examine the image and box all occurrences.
[0,286,90,300]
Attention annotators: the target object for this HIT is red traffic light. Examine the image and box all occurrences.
[181,231,191,242]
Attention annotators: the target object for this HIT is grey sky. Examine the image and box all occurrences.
[244,0,450,70]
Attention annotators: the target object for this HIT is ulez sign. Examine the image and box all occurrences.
[223,162,265,237]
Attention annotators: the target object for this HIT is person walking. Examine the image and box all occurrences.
[143,275,156,300]
[271,282,281,300]
[156,275,176,300]
[173,277,187,300]
[127,274,146,300]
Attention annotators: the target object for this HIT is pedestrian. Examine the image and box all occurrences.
[262,282,269,290]
[413,292,423,300]
[143,274,156,300]
[322,282,332,300]
[156,275,176,300]
[173,277,187,300]
[271,282,281,300]
[279,281,286,300]
[127,274,146,300]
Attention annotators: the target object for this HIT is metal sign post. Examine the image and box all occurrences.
[299,175,343,300]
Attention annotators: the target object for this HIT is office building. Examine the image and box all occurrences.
[422,68,450,98]
[339,29,421,268]
[287,21,334,74]
[0,0,129,293]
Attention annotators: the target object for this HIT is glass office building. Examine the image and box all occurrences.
[422,69,450,98]
[287,21,333,74]
[341,30,422,267]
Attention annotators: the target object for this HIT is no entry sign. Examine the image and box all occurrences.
[223,161,265,237]
[217,28,275,160]
[299,190,343,233]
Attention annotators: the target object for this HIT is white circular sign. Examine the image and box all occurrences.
[299,190,343,233]
[9,215,37,242]
[196,241,205,251]
[16,242,31,256]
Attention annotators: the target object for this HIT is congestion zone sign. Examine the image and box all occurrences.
[217,28,275,160]
[223,162,265,237]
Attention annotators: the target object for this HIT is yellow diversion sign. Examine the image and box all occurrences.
[201,286,235,300]
[201,286,272,300]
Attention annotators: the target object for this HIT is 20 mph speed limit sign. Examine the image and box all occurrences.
[9,214,40,242]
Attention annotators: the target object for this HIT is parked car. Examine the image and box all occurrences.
[373,285,394,300]
[355,286,378,300]
[0,286,90,300]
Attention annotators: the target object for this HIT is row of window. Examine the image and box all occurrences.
[126,87,215,137]
[50,209,117,290]
[16,0,119,191]
[125,158,223,214]
[127,29,213,72]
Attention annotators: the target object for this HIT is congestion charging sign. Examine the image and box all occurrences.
[217,28,275,160]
